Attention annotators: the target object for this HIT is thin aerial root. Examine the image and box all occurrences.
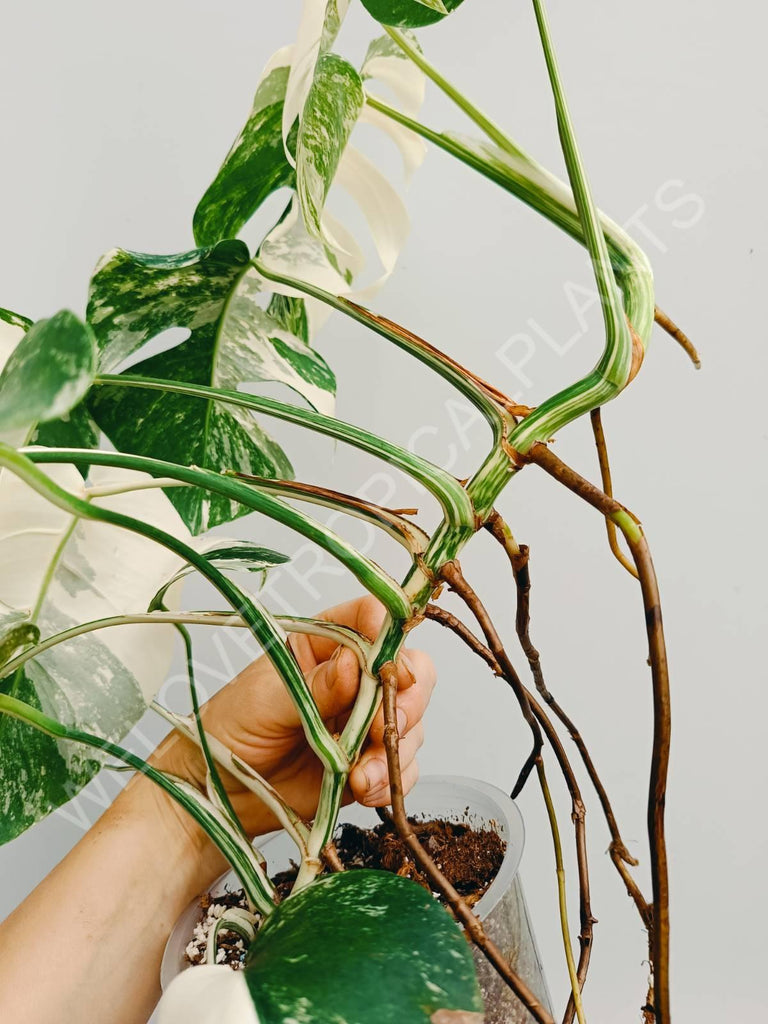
[424,595,595,1022]
[439,560,544,796]
[654,305,701,368]
[527,441,672,1024]
[589,410,639,580]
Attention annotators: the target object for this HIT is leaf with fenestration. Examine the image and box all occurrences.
[0,310,96,437]
[193,50,296,248]
[156,870,483,1023]
[296,53,364,240]
[359,0,464,28]
[87,240,336,533]
[0,463,192,843]
[150,542,290,610]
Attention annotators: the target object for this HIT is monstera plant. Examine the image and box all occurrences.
[0,1,698,1022]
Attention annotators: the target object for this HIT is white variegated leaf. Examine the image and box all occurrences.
[193,47,296,248]
[158,967,260,1024]
[282,0,351,166]
[295,53,364,242]
[0,310,96,443]
[361,31,426,116]
[332,145,411,301]
[0,462,191,840]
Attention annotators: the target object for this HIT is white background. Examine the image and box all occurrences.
[1,1,766,1020]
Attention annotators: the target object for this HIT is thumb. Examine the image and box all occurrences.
[304,645,361,722]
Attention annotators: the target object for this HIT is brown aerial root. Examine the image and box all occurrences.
[654,305,701,369]
[425,599,595,1023]
[588,409,639,580]
[379,660,555,1024]
[439,560,544,798]
[321,841,345,873]
[526,441,671,1024]
[484,507,648,884]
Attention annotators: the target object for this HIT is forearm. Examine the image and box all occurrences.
[0,767,224,1024]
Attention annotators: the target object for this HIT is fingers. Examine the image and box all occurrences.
[299,594,388,666]
[349,721,424,807]
[367,649,436,745]
[303,646,362,725]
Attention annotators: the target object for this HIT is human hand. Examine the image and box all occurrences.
[156,595,436,841]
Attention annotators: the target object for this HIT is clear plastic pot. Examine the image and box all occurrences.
[161,775,552,1023]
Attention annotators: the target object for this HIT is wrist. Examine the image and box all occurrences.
[113,733,229,901]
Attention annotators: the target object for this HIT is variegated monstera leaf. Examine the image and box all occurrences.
[88,1,428,534]
[0,460,189,843]
[0,318,288,842]
[157,871,484,1024]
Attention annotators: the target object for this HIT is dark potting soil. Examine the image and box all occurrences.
[185,816,506,970]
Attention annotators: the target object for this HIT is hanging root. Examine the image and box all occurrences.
[526,441,671,1024]
[654,306,701,369]
[589,410,639,580]
[425,595,594,1023]
[439,561,544,797]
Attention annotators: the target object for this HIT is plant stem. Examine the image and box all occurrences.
[251,259,514,439]
[25,446,411,621]
[93,374,475,532]
[382,26,519,156]
[231,474,430,555]
[151,702,310,857]
[0,444,347,776]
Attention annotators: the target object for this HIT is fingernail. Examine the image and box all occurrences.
[396,707,407,737]
[363,758,387,794]
[325,646,344,689]
[399,652,416,687]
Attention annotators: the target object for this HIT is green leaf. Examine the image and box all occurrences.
[0,462,192,842]
[0,310,96,436]
[296,53,364,240]
[244,870,484,1023]
[281,1,352,152]
[150,542,290,610]
[193,56,296,248]
[87,239,250,371]
[0,605,40,665]
[87,242,336,533]
[0,670,99,844]
[359,0,465,28]
[29,403,100,479]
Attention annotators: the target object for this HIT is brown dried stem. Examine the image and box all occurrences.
[439,561,544,798]
[379,660,555,1024]
[526,442,671,1024]
[232,473,429,554]
[588,410,639,579]
[654,306,701,369]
